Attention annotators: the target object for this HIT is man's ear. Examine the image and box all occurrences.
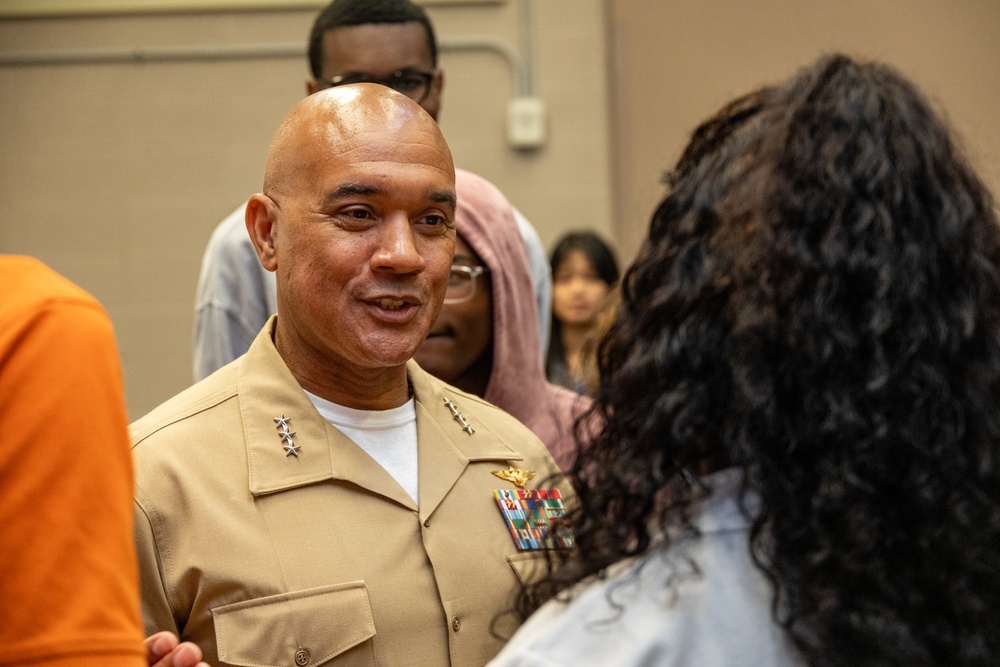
[246,194,279,272]
[305,77,321,96]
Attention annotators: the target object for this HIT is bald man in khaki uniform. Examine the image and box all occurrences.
[132,86,567,667]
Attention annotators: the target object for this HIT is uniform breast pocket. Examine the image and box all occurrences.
[212,581,377,667]
[506,552,551,589]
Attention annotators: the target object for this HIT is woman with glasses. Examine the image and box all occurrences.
[414,169,589,472]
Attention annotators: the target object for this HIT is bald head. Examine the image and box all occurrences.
[245,83,458,407]
[263,83,453,198]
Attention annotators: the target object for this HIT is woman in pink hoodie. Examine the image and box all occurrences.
[414,169,588,472]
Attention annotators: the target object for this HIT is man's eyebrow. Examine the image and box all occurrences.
[323,183,384,205]
[322,184,456,210]
[431,190,457,210]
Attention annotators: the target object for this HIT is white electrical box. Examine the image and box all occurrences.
[506,97,547,149]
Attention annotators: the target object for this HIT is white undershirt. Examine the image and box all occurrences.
[304,390,419,505]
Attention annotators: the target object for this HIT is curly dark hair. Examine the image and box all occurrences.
[521,54,1000,666]
[308,0,438,78]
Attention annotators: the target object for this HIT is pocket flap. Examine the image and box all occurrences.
[213,581,375,667]
[507,552,550,588]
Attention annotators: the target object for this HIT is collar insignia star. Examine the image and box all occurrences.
[443,397,474,435]
[491,467,535,489]
[273,414,299,457]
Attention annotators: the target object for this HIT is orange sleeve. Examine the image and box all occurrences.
[0,294,146,666]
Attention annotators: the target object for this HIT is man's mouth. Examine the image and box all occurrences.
[363,292,422,322]
[376,297,407,311]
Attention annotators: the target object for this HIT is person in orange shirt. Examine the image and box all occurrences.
[0,255,206,667]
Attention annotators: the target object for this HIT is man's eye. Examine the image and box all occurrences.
[346,209,371,219]
[421,214,446,226]
[396,77,423,91]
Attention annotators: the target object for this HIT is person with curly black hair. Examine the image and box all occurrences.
[488,53,1000,667]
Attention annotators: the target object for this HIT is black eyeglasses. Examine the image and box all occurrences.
[320,69,437,104]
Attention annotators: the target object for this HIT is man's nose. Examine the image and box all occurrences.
[371,213,425,274]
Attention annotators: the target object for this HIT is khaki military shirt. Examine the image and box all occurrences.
[132,320,568,667]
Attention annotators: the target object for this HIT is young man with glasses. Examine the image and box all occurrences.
[192,0,552,382]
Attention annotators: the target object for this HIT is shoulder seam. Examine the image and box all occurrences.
[131,389,238,446]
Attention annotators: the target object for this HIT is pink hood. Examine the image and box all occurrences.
[455,169,589,471]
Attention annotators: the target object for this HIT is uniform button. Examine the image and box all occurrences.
[295,647,309,666]
[423,518,431,527]
[451,615,461,632]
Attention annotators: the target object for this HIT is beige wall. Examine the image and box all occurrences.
[3,1,998,418]
[0,0,613,418]
[607,0,1000,261]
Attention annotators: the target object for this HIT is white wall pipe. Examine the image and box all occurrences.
[0,36,529,96]
[0,43,304,66]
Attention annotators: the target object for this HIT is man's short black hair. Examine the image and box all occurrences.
[308,0,439,78]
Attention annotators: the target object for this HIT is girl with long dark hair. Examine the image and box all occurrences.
[546,232,619,396]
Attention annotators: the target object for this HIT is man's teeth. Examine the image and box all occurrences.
[377,298,406,310]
